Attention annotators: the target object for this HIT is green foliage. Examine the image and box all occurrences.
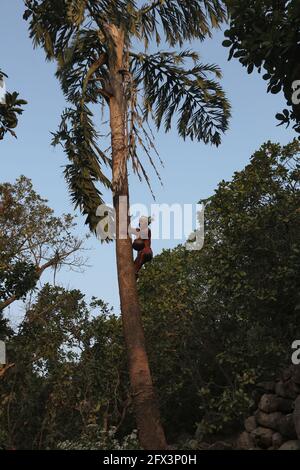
[58,427,140,450]
[1,141,299,447]
[135,0,227,47]
[0,176,84,312]
[0,69,27,140]
[0,285,129,450]
[138,140,300,436]
[224,0,300,134]
[131,50,230,145]
[0,261,38,303]
[52,106,111,230]
[24,0,230,230]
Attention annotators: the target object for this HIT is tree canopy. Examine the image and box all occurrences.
[224,0,300,133]
[1,141,299,448]
[1,0,299,451]
[138,139,300,435]
[0,176,85,313]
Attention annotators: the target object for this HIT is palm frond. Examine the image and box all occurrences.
[131,51,231,145]
[55,28,108,105]
[52,106,111,232]
[136,0,227,47]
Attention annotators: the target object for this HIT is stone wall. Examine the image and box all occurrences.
[237,365,300,450]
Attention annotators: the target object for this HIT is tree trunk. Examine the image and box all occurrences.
[106,24,167,450]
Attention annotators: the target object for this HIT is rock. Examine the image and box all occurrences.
[244,416,257,433]
[290,380,300,395]
[275,380,300,400]
[293,395,300,439]
[279,440,300,450]
[275,381,286,397]
[255,410,283,431]
[252,389,264,409]
[251,427,274,449]
[292,365,300,385]
[257,381,276,393]
[236,431,255,450]
[279,398,295,413]
[281,366,293,382]
[258,394,293,414]
[272,432,284,449]
[278,414,297,439]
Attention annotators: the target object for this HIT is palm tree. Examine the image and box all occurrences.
[24,0,230,449]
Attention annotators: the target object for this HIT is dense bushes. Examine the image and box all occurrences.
[0,286,129,449]
[0,141,299,448]
[139,140,300,437]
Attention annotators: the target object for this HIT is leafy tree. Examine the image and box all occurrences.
[23,0,231,449]
[0,285,129,450]
[138,139,300,435]
[0,176,85,313]
[223,0,300,133]
[0,69,27,140]
[1,141,298,448]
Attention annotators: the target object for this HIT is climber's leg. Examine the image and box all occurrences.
[134,252,144,274]
[134,251,153,276]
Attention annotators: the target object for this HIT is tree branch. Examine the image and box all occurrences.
[82,53,108,101]
[0,246,83,312]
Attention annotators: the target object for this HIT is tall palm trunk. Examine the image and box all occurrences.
[106,24,167,450]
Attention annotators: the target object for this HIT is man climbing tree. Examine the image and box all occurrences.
[132,216,153,276]
[24,0,230,449]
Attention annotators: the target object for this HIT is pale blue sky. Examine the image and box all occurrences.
[1,1,296,318]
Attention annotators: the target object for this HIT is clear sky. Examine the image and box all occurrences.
[1,1,296,319]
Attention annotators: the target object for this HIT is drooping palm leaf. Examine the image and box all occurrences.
[131,50,230,145]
